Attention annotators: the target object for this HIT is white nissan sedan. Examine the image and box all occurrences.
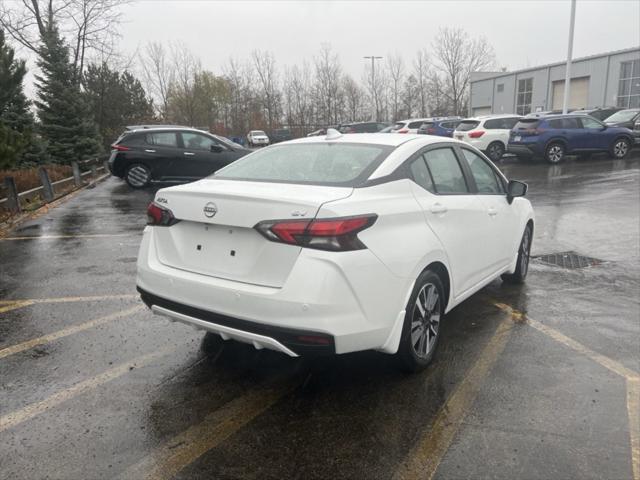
[137,130,534,371]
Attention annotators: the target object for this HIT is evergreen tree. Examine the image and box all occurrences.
[84,62,155,148]
[34,25,100,164]
[0,28,42,168]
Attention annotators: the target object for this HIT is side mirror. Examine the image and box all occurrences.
[507,180,528,204]
[211,144,224,153]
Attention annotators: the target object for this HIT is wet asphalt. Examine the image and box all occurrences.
[0,152,639,480]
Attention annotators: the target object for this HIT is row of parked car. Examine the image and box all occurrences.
[322,107,639,164]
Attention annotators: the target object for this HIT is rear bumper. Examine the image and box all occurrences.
[138,287,335,356]
[136,227,408,356]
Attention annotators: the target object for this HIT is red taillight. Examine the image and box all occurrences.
[468,131,485,138]
[147,202,179,226]
[111,144,130,151]
[255,214,377,251]
[398,128,409,133]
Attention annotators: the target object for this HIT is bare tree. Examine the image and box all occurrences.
[251,50,280,130]
[167,42,201,126]
[223,58,255,134]
[342,74,365,122]
[0,0,128,79]
[363,58,387,122]
[139,42,174,119]
[386,53,404,121]
[431,27,495,116]
[283,62,313,134]
[314,43,343,126]
[413,49,430,117]
[401,74,419,119]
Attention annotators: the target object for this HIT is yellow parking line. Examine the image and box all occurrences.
[393,317,514,480]
[627,378,640,480]
[0,294,139,314]
[119,375,299,480]
[0,305,144,359]
[493,301,640,480]
[0,233,137,241]
[0,301,35,314]
[493,302,640,380]
[0,347,172,432]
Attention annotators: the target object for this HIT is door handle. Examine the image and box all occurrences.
[488,207,498,216]
[430,203,448,215]
[144,149,156,153]
[184,152,195,156]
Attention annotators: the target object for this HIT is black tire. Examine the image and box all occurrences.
[125,163,151,188]
[610,137,630,159]
[502,224,532,284]
[545,142,565,164]
[486,141,505,162]
[396,270,445,372]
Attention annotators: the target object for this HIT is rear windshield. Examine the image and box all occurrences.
[513,119,540,130]
[213,143,393,186]
[456,121,480,131]
[606,109,639,123]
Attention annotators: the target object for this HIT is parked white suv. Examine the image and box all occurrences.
[453,115,521,161]
[392,118,433,134]
[247,130,270,147]
[137,131,534,371]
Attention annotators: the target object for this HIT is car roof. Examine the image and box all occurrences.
[125,126,207,134]
[285,132,451,147]
[461,114,522,121]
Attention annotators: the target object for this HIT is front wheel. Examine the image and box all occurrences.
[396,270,445,372]
[486,142,505,162]
[502,224,532,284]
[610,138,630,159]
[545,142,565,164]
[125,163,151,188]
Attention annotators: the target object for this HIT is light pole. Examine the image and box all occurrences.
[562,0,577,114]
[364,56,383,121]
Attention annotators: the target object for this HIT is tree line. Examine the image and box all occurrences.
[0,0,495,170]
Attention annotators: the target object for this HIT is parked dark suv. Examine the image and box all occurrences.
[604,108,640,145]
[109,127,251,188]
[508,115,634,163]
[270,128,293,143]
[339,122,389,133]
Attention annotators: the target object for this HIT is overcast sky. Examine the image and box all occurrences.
[114,0,640,78]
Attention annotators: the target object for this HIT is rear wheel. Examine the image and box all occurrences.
[396,270,444,372]
[502,224,532,284]
[545,142,565,164]
[486,141,505,162]
[125,163,151,188]
[610,137,630,159]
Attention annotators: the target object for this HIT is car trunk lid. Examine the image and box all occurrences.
[152,178,353,288]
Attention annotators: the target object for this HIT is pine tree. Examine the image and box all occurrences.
[34,25,101,164]
[0,28,41,168]
[84,62,155,149]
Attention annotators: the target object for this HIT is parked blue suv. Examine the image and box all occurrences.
[417,117,462,137]
[508,114,634,163]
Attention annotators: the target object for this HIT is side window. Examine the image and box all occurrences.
[504,118,520,129]
[146,132,178,147]
[484,119,501,129]
[182,132,218,151]
[409,156,435,193]
[548,119,563,129]
[460,149,504,194]
[423,148,468,194]
[409,121,424,129]
[580,116,604,129]
[562,117,581,129]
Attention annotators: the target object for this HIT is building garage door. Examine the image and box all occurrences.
[473,106,492,116]
[552,77,590,110]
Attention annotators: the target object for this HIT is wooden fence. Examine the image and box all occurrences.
[0,158,110,214]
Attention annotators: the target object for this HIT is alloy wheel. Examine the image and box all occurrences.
[614,140,628,158]
[520,227,531,277]
[127,166,150,187]
[547,145,564,163]
[411,283,441,359]
[488,143,504,161]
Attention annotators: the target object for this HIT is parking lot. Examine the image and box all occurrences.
[1,153,639,479]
